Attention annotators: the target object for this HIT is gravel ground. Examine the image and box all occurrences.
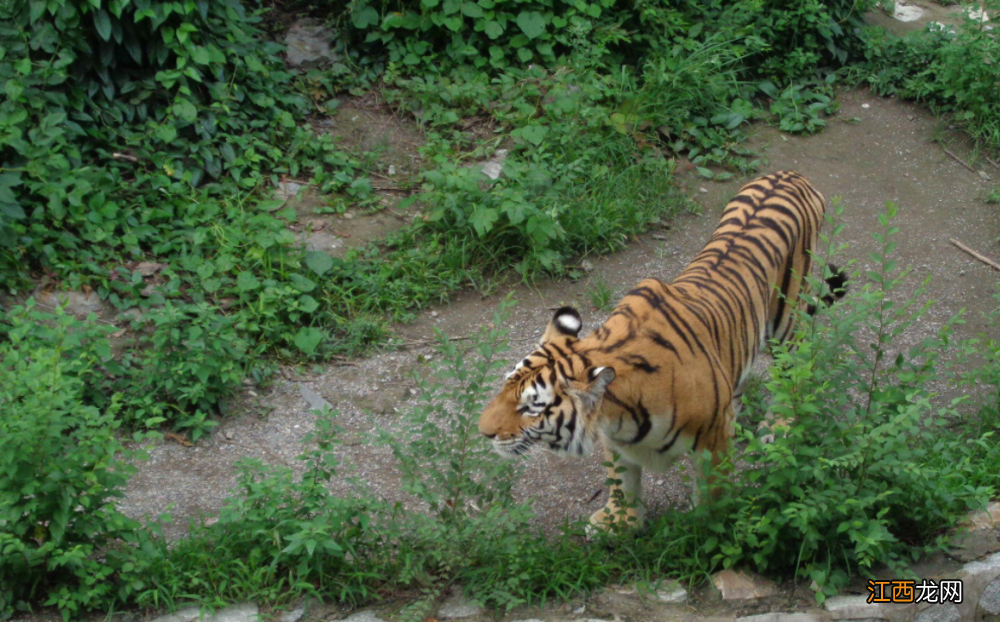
[118,89,1000,542]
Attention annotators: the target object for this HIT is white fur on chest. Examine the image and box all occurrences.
[598,412,694,471]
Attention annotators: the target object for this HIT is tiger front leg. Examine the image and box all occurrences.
[589,447,644,532]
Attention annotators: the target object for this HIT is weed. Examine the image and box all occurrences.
[586,277,616,312]
[987,186,1000,204]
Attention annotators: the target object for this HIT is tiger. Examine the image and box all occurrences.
[478,170,847,530]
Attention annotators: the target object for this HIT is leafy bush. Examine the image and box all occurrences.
[860,2,1000,149]
[0,306,159,620]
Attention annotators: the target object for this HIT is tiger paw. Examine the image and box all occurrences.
[585,503,643,539]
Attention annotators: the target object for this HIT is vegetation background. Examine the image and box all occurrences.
[2,0,1000,619]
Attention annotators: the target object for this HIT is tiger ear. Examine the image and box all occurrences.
[541,306,583,344]
[570,366,616,412]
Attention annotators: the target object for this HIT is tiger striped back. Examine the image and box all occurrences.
[479,171,842,530]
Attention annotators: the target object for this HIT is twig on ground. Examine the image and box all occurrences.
[944,148,978,174]
[987,156,1000,170]
[112,152,139,163]
[950,238,1000,272]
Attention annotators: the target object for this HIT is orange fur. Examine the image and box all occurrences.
[479,171,834,529]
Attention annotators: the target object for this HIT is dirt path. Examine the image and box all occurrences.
[119,89,1000,542]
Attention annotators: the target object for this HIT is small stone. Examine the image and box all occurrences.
[572,605,587,614]
[342,612,387,622]
[34,288,105,318]
[960,271,966,277]
[711,569,778,600]
[342,211,355,220]
[981,574,1000,614]
[387,165,396,176]
[965,501,1000,529]
[980,171,992,181]
[892,2,925,22]
[437,589,481,619]
[480,149,509,181]
[224,430,234,441]
[279,606,305,622]
[862,103,871,109]
[737,614,823,622]
[430,311,439,317]
[284,18,337,69]
[914,603,961,622]
[277,180,305,200]
[304,232,342,253]
[653,580,688,603]
[580,259,595,273]
[699,187,709,194]
[909,115,916,121]
[823,594,886,620]
[134,261,168,276]
[299,383,333,413]
[147,603,259,622]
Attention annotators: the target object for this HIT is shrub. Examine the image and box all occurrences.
[861,1,1000,149]
[0,305,159,620]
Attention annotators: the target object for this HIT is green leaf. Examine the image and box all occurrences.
[484,20,504,39]
[236,271,260,292]
[257,199,285,212]
[0,202,25,220]
[14,58,31,76]
[4,80,23,100]
[461,2,483,17]
[512,124,548,146]
[305,251,334,276]
[155,124,177,143]
[469,206,499,236]
[172,100,197,123]
[696,167,714,179]
[190,47,210,65]
[94,10,113,41]
[352,6,379,28]
[298,295,319,314]
[515,11,546,39]
[293,327,324,355]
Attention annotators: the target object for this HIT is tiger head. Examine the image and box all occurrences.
[478,306,616,457]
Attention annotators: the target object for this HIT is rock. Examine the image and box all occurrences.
[982,575,1000,615]
[823,594,887,620]
[279,605,305,622]
[342,612,387,622]
[148,603,259,622]
[892,1,925,22]
[737,614,823,622]
[580,259,595,273]
[980,171,993,182]
[134,261,167,276]
[481,149,508,180]
[711,569,779,600]
[699,187,709,194]
[914,603,961,622]
[437,589,481,619]
[277,180,306,200]
[34,288,105,318]
[284,18,336,69]
[299,383,333,413]
[304,231,342,254]
[653,580,688,603]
